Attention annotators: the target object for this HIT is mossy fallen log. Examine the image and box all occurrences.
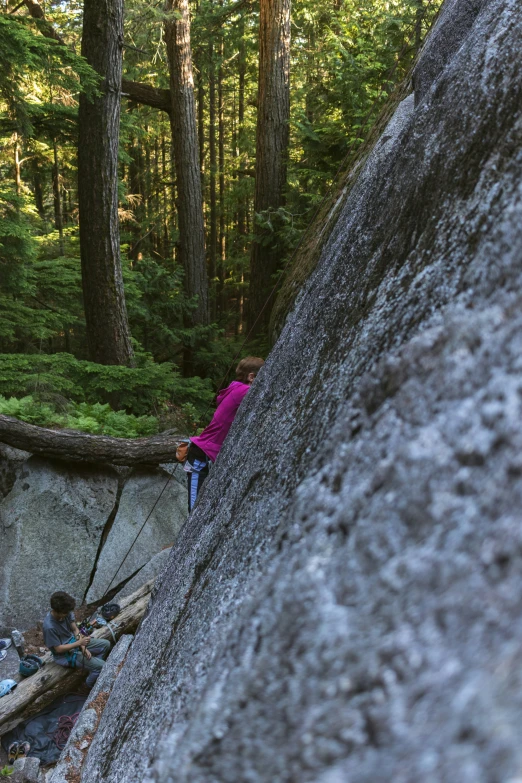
[0,415,185,465]
[0,581,153,737]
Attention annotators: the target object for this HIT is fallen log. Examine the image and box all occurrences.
[121,79,171,113]
[0,581,153,737]
[0,414,186,465]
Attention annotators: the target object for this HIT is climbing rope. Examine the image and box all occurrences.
[103,467,179,597]
[47,713,80,750]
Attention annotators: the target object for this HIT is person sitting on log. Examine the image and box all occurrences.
[186,356,265,511]
[42,591,110,688]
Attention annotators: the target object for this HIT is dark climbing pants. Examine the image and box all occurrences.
[54,638,111,686]
[186,443,210,512]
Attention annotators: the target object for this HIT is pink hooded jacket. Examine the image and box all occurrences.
[190,381,250,462]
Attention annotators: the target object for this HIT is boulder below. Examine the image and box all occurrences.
[86,466,186,603]
[0,457,118,631]
[114,547,172,604]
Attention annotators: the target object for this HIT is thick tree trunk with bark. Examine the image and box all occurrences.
[209,40,217,318]
[247,0,291,335]
[52,138,64,254]
[0,582,153,736]
[78,0,134,367]
[0,415,186,465]
[165,0,208,337]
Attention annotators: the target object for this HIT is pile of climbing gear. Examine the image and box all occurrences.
[0,679,17,698]
[8,740,30,764]
[0,637,11,662]
[19,654,44,678]
[78,619,95,636]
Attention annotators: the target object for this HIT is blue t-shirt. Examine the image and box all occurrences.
[42,611,75,652]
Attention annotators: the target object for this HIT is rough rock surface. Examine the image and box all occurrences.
[0,640,20,681]
[113,547,172,604]
[0,444,30,501]
[86,466,186,602]
[80,2,522,781]
[11,755,40,783]
[0,458,118,629]
[49,635,133,783]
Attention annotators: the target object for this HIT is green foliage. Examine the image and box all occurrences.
[0,766,13,777]
[0,0,443,436]
[0,14,98,135]
[0,395,159,437]
[0,353,214,417]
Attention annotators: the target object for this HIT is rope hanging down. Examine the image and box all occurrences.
[102,11,434,599]
[103,469,177,596]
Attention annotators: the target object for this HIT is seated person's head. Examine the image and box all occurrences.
[50,591,75,620]
[236,356,264,385]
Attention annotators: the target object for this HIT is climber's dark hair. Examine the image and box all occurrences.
[235,356,264,383]
[50,591,76,613]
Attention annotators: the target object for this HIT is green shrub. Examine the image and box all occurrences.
[0,395,159,438]
[0,353,214,417]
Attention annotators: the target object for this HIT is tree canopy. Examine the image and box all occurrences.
[0,0,442,437]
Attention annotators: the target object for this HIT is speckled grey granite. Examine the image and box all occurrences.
[80,2,522,781]
[86,466,186,602]
[49,635,133,783]
[0,458,118,630]
[113,547,172,603]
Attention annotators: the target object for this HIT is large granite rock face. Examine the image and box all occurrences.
[86,466,186,602]
[0,449,187,629]
[0,458,118,630]
[113,547,172,604]
[81,2,522,781]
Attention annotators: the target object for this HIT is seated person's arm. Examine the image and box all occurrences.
[53,636,90,654]
[70,620,81,640]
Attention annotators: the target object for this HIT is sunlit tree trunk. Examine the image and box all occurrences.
[209,38,217,319]
[247,0,291,335]
[78,0,134,366]
[165,0,208,371]
[218,35,226,314]
[52,139,64,254]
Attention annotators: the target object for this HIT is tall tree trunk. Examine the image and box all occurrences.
[247,0,291,335]
[165,0,209,361]
[31,162,45,221]
[13,133,21,198]
[415,0,425,52]
[208,40,217,319]
[161,135,170,258]
[218,36,226,315]
[52,138,65,254]
[78,0,134,366]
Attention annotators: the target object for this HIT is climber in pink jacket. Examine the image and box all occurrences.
[186,356,264,511]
